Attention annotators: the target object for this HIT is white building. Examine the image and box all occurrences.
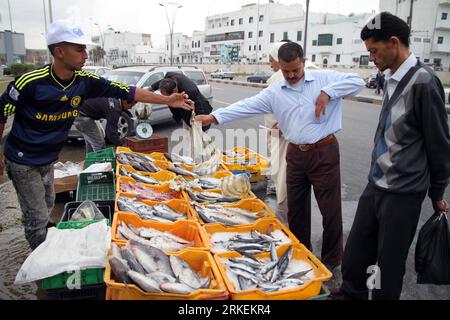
[380,0,450,71]
[97,30,154,66]
[134,45,165,64]
[165,33,192,64]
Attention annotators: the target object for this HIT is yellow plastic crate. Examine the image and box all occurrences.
[104,246,229,300]
[190,199,275,226]
[214,243,332,300]
[111,211,208,252]
[116,164,176,184]
[203,218,299,254]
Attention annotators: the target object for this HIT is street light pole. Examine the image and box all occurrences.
[159,2,182,66]
[255,0,260,70]
[304,0,310,57]
[43,0,51,64]
[7,0,13,31]
[48,0,53,23]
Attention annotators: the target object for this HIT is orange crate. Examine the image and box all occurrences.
[115,192,193,218]
[190,199,275,226]
[117,176,183,201]
[104,246,228,300]
[214,243,332,300]
[111,211,208,252]
[203,218,300,254]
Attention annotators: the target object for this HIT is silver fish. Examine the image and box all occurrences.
[131,242,174,276]
[127,271,162,293]
[111,243,123,260]
[131,172,161,185]
[109,256,131,284]
[121,247,146,274]
[169,255,203,289]
[147,271,177,285]
[160,282,195,294]
[168,166,198,177]
[153,204,185,222]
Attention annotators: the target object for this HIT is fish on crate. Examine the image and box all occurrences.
[108,241,211,294]
[119,181,179,202]
[119,166,161,185]
[164,153,194,167]
[117,152,161,173]
[117,197,186,223]
[210,229,293,254]
[192,203,270,226]
[186,189,241,204]
[220,246,315,293]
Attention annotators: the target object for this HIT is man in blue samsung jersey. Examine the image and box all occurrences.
[0,20,193,250]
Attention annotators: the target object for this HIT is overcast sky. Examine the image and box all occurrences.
[0,0,379,49]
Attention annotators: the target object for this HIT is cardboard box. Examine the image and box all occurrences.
[124,134,168,154]
[54,175,78,194]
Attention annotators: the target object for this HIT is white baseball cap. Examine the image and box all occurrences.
[47,20,94,46]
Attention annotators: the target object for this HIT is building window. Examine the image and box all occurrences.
[312,40,317,46]
[424,58,430,63]
[423,38,431,43]
[270,33,275,43]
[259,31,263,37]
[254,45,256,51]
[337,38,343,45]
[318,33,333,46]
[259,15,264,22]
[442,12,448,20]
[249,17,254,23]
[360,55,369,66]
[414,37,421,42]
[283,32,288,40]
[249,45,252,51]
[231,19,235,26]
[259,44,262,51]
[248,32,253,38]
[239,18,243,25]
[312,54,316,62]
[438,36,444,44]
[212,24,214,28]
[336,54,341,63]
[297,31,302,41]
[197,40,201,47]
[219,23,222,27]
[192,41,194,48]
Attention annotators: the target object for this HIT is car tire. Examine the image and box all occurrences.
[109,112,133,144]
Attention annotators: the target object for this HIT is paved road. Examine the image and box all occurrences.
[1,81,449,299]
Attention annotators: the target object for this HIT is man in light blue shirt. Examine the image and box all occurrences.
[196,42,364,269]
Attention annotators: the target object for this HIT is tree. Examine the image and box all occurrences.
[89,46,106,66]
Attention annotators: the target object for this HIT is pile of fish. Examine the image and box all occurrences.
[119,166,162,185]
[109,241,211,294]
[164,153,194,167]
[193,203,270,226]
[220,246,314,293]
[117,152,161,173]
[189,177,222,190]
[117,197,186,222]
[210,229,293,254]
[187,189,241,204]
[120,181,179,202]
[116,222,194,252]
[167,164,198,177]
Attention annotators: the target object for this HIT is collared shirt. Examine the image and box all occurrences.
[212,70,364,144]
[385,52,417,99]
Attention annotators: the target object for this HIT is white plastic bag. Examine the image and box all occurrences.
[15,220,111,284]
[70,200,107,221]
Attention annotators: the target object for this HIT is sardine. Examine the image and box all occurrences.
[131,172,160,185]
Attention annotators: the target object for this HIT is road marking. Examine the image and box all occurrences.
[214,99,232,106]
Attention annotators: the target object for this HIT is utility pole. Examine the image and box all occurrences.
[159,2,182,66]
[43,0,51,64]
[7,0,13,31]
[48,0,53,23]
[408,0,414,28]
[304,0,310,57]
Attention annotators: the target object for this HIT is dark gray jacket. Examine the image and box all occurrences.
[370,61,450,200]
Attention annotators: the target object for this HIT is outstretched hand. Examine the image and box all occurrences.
[168,92,194,111]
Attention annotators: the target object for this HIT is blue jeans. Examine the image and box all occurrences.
[5,158,55,250]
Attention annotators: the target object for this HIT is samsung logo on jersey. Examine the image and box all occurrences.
[36,110,78,121]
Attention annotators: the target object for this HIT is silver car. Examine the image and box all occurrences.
[68,65,213,142]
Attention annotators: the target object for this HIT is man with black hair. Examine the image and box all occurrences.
[195,42,364,270]
[0,20,192,250]
[151,72,213,131]
[333,12,450,300]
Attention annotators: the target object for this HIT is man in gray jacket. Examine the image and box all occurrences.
[333,12,450,300]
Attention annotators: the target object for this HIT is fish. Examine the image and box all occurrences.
[169,255,203,289]
[165,153,195,167]
[127,270,163,293]
[120,247,146,274]
[111,243,123,260]
[130,172,161,185]
[109,256,131,284]
[160,282,196,294]
[130,242,174,276]
[168,166,198,177]
[191,177,221,190]
[285,269,313,279]
[153,204,186,222]
[147,271,177,285]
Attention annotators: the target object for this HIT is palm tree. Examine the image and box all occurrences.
[89,46,106,66]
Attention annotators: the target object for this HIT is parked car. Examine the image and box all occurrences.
[68,65,213,143]
[247,70,274,84]
[366,73,378,89]
[210,69,234,80]
[82,66,112,76]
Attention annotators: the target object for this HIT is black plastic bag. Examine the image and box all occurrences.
[415,212,450,284]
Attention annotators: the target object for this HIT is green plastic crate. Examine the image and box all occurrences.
[76,171,115,202]
[85,147,116,170]
[42,220,106,290]
[307,286,330,300]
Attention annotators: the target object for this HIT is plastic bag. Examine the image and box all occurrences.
[415,212,450,285]
[70,200,106,222]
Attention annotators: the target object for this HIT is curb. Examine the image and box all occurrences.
[209,78,384,105]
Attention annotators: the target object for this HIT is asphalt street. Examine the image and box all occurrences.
[1,81,449,299]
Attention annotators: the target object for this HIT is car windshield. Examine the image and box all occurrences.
[184,71,207,85]
[103,71,146,85]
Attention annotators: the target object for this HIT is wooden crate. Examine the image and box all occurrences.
[124,134,168,154]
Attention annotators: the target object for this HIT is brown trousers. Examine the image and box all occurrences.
[286,139,343,266]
